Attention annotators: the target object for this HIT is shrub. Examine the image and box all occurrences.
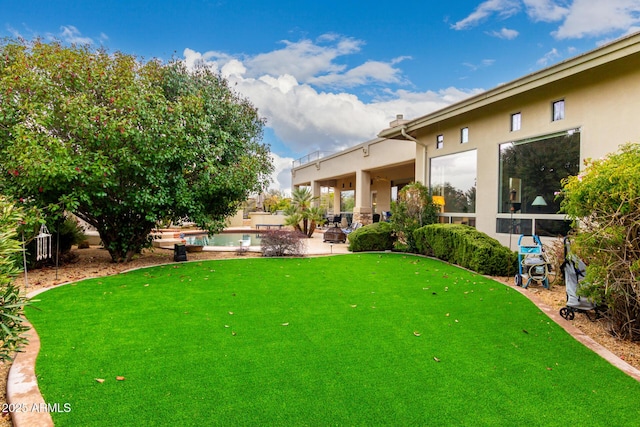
[347,222,396,252]
[414,224,517,276]
[560,143,640,340]
[390,182,439,253]
[26,215,86,268]
[260,229,306,257]
[0,196,31,362]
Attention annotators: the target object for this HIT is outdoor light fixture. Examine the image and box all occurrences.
[532,195,547,206]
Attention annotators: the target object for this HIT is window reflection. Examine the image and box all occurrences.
[430,150,477,213]
[499,131,580,214]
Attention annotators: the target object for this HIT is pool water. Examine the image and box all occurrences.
[184,233,260,247]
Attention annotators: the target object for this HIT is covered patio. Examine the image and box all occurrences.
[291,118,417,226]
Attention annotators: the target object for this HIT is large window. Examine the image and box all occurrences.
[430,150,476,213]
[498,130,580,235]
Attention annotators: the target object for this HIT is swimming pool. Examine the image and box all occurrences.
[184,233,261,247]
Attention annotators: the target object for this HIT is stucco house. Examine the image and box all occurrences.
[291,31,640,249]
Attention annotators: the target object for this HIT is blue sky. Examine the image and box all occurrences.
[3,0,640,192]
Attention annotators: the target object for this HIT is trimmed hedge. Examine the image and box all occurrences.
[348,222,396,252]
[414,224,517,276]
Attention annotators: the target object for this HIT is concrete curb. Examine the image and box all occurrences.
[506,280,640,382]
[6,325,54,427]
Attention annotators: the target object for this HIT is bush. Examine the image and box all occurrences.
[414,224,517,276]
[347,222,396,252]
[0,196,31,362]
[390,182,439,253]
[560,143,640,340]
[26,215,86,268]
[260,229,306,257]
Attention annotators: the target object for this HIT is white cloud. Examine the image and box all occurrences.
[523,0,570,22]
[489,27,520,39]
[59,25,94,45]
[269,152,294,195]
[454,0,640,41]
[307,59,407,88]
[6,25,22,39]
[536,47,561,65]
[232,73,387,154]
[452,0,521,30]
[182,36,482,192]
[553,0,640,39]
[463,59,497,71]
[244,36,361,82]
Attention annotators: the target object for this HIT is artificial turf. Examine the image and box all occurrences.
[26,253,640,426]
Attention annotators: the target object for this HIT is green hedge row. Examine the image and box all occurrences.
[413,224,517,276]
[347,222,395,252]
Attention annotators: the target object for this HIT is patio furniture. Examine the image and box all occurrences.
[323,224,347,243]
[341,222,362,235]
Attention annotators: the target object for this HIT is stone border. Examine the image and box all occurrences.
[506,280,640,381]
[6,325,53,427]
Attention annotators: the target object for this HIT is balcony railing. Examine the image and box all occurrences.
[292,151,332,168]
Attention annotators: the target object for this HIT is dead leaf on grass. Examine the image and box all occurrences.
[116,376,125,381]
[433,357,441,362]
[95,378,105,383]
[413,331,421,337]
[281,322,289,326]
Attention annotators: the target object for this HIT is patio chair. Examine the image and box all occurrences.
[341,222,362,235]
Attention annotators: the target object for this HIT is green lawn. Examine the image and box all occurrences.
[27,253,640,426]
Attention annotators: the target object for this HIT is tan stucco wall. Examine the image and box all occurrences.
[292,33,640,242]
[292,137,415,187]
[292,137,416,223]
[410,50,640,247]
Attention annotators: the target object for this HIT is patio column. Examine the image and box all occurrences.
[354,169,372,224]
[311,180,321,208]
[333,187,341,215]
[415,144,428,185]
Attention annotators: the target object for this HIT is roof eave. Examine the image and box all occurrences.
[379,31,640,139]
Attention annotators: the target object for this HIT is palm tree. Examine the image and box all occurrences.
[285,188,325,237]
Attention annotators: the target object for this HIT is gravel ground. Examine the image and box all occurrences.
[2,247,639,427]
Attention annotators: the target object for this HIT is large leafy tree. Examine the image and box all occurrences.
[0,39,273,262]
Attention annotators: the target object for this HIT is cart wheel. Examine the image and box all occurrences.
[560,307,575,320]
[514,274,523,287]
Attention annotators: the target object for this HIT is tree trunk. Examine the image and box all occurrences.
[307,221,316,237]
[98,224,154,263]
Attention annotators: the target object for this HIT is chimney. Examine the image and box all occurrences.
[389,114,409,128]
